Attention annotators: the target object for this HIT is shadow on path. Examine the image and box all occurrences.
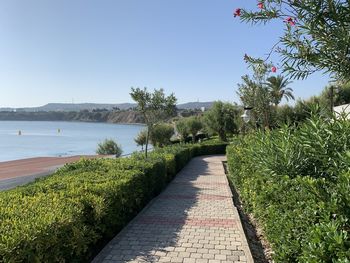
[93,156,252,263]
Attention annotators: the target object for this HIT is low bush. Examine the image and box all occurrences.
[226,116,350,262]
[0,140,227,263]
[96,139,123,157]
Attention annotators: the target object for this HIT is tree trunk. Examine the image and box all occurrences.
[219,130,227,142]
[330,85,334,113]
[145,127,150,158]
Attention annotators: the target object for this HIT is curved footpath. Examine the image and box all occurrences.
[0,156,96,191]
[93,155,253,263]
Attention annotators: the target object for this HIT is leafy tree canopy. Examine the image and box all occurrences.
[149,123,174,148]
[175,118,190,142]
[236,0,350,82]
[130,87,177,157]
[134,129,147,150]
[204,101,239,141]
[186,116,203,142]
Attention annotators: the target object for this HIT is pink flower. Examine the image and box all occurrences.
[271,66,277,73]
[285,17,296,26]
[233,8,241,17]
[258,2,264,9]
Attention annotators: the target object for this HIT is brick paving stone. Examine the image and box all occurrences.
[92,156,253,263]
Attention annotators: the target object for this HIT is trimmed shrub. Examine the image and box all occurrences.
[0,140,227,262]
[226,116,350,262]
[0,159,161,262]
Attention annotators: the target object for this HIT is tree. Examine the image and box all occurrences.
[96,139,123,157]
[237,63,273,128]
[312,82,350,114]
[235,1,350,82]
[175,118,190,142]
[149,123,174,147]
[186,116,203,142]
[319,82,350,110]
[204,101,238,141]
[335,82,350,106]
[134,129,147,151]
[130,87,177,157]
[266,75,294,106]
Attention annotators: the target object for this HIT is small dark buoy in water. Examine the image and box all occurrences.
[18,130,22,136]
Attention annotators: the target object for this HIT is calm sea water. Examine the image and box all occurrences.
[0,121,145,162]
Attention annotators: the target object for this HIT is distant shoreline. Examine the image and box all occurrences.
[0,110,145,124]
[0,119,146,126]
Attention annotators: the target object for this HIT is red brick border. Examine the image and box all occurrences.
[172,181,227,186]
[136,216,237,228]
[159,194,231,200]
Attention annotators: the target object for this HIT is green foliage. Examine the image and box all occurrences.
[134,129,147,150]
[175,116,204,143]
[130,88,177,123]
[266,75,294,106]
[274,83,350,127]
[186,116,203,142]
[0,158,160,263]
[0,140,227,263]
[96,139,123,157]
[237,63,295,130]
[238,75,272,128]
[191,139,228,157]
[175,118,190,142]
[226,116,350,262]
[149,123,174,147]
[204,101,239,141]
[130,87,177,157]
[318,83,350,112]
[335,82,350,106]
[238,0,350,81]
[237,62,277,128]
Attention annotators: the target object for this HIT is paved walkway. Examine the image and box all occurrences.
[0,156,96,191]
[93,155,253,263]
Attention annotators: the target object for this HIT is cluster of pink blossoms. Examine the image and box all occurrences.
[234,2,297,73]
[285,17,296,26]
[233,8,241,17]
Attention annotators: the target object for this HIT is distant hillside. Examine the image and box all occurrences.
[0,102,214,112]
[0,103,135,112]
[0,111,145,124]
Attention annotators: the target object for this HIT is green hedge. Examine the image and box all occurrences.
[226,116,350,262]
[0,140,227,263]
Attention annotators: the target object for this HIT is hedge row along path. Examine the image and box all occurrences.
[0,155,96,191]
[93,155,253,263]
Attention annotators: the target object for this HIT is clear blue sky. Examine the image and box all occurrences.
[0,0,329,107]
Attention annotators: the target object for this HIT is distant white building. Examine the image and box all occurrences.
[334,104,350,119]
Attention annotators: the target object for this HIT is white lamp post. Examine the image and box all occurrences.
[241,110,250,123]
[241,107,253,135]
[241,107,253,123]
